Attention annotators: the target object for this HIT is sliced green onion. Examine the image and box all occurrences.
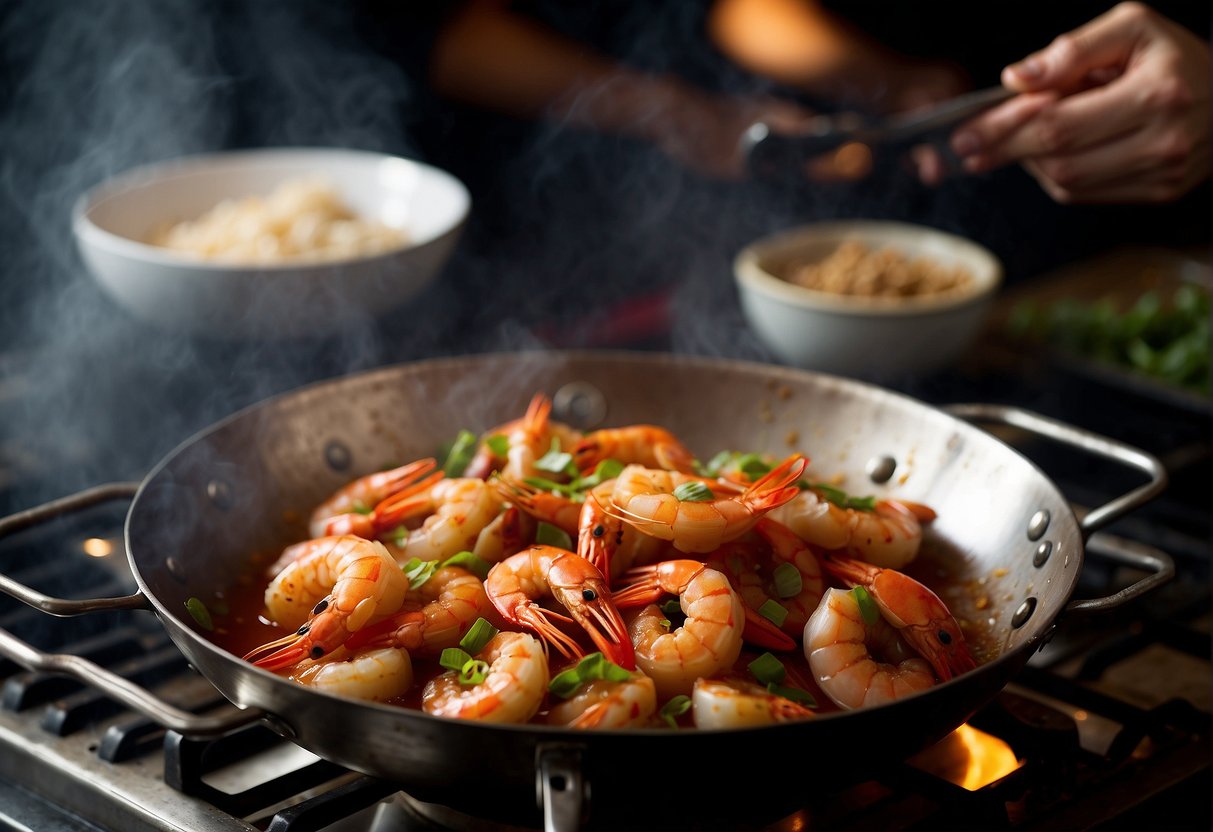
[402,557,438,589]
[441,550,491,581]
[852,585,880,626]
[660,695,692,729]
[577,458,624,488]
[812,483,876,512]
[351,500,373,515]
[184,597,213,631]
[442,429,479,476]
[672,481,714,502]
[536,522,573,550]
[459,617,499,655]
[382,524,410,549]
[459,658,490,686]
[486,434,510,457]
[535,438,577,477]
[439,647,473,672]
[547,652,632,698]
[748,652,787,686]
[659,598,683,620]
[735,453,772,480]
[758,599,789,628]
[522,475,581,499]
[772,563,803,599]
[699,450,734,477]
[767,684,817,707]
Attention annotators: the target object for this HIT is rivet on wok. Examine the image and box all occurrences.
[1012,598,1037,629]
[866,455,897,484]
[325,441,352,472]
[206,480,233,511]
[552,382,607,430]
[166,556,186,582]
[1033,541,1053,568]
[1027,510,1050,541]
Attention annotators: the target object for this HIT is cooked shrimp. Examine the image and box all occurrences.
[547,674,657,730]
[344,566,494,656]
[711,518,824,637]
[572,425,698,475]
[612,560,745,699]
[381,478,504,564]
[464,401,581,481]
[308,458,442,539]
[770,489,934,569]
[804,587,938,710]
[607,455,807,554]
[485,545,635,669]
[422,631,548,723]
[290,646,413,702]
[471,505,533,564]
[495,478,583,537]
[691,677,814,729]
[820,553,976,682]
[500,393,560,482]
[244,536,408,671]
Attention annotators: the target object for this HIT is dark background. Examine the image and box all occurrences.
[0,0,1209,511]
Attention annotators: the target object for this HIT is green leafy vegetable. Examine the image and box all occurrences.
[402,557,439,589]
[660,695,692,728]
[439,647,473,672]
[535,522,573,550]
[459,618,499,655]
[441,550,492,581]
[442,430,479,476]
[184,597,214,631]
[852,585,879,627]
[547,652,633,698]
[534,438,577,477]
[384,524,410,548]
[772,563,803,598]
[523,458,625,502]
[810,483,876,512]
[672,481,714,502]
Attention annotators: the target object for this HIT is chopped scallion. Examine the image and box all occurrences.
[486,434,510,457]
[748,652,786,686]
[547,652,633,698]
[535,438,577,477]
[184,597,213,631]
[459,658,490,686]
[402,557,438,589]
[852,585,880,626]
[772,563,803,599]
[441,551,491,581]
[758,599,789,628]
[660,695,692,729]
[672,481,714,502]
[442,430,478,476]
[439,647,473,672]
[536,522,573,550]
[459,617,499,655]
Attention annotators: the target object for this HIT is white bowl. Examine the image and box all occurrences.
[73,147,470,340]
[735,220,1003,378]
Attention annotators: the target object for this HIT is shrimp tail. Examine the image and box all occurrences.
[742,454,808,513]
[886,499,938,523]
[369,470,447,526]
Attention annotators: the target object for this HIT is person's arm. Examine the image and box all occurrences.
[707,0,968,113]
[428,0,814,179]
[944,2,1210,203]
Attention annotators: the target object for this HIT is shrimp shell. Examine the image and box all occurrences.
[691,677,814,729]
[291,646,413,703]
[547,674,658,730]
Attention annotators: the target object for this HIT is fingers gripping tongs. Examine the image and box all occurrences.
[741,86,1016,178]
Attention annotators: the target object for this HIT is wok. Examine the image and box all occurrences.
[0,351,1173,830]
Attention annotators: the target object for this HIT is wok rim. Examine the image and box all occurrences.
[124,348,1084,739]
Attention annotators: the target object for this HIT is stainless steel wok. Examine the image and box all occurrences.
[0,351,1173,831]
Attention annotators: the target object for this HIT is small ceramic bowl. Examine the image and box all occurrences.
[735,220,1003,378]
[73,147,470,340]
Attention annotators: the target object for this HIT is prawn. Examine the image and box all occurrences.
[485,545,635,670]
[244,536,408,671]
[499,393,569,482]
[819,553,976,683]
[494,478,583,538]
[381,477,504,564]
[290,646,413,703]
[546,673,658,730]
[572,425,698,475]
[308,459,443,539]
[710,518,825,638]
[464,398,582,480]
[470,505,533,564]
[422,631,548,723]
[344,566,495,656]
[690,677,814,729]
[611,560,744,699]
[607,454,807,554]
[770,489,936,570]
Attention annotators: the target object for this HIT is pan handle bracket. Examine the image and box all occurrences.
[536,743,588,832]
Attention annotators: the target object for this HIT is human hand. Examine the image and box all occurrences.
[941,3,1211,203]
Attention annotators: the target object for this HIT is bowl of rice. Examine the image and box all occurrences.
[734,220,1003,378]
[73,147,470,339]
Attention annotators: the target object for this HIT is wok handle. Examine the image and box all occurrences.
[0,483,265,736]
[943,404,1168,538]
[1065,531,1174,614]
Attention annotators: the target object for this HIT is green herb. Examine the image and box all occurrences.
[402,557,439,589]
[660,598,683,619]
[459,617,499,655]
[547,652,633,698]
[767,684,817,706]
[672,481,714,502]
[698,450,734,477]
[747,652,786,686]
[535,438,577,477]
[439,647,473,672]
[486,434,510,457]
[772,563,803,599]
[758,599,789,628]
[659,695,692,729]
[442,429,479,476]
[184,597,213,631]
[697,450,773,482]
[383,524,410,548]
[811,483,876,512]
[459,658,490,686]
[535,522,573,550]
[522,475,585,501]
[351,500,372,515]
[441,550,491,581]
[852,585,880,626]
[578,459,624,488]
[522,458,624,502]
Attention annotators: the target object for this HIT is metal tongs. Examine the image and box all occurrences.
[741,85,1016,178]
